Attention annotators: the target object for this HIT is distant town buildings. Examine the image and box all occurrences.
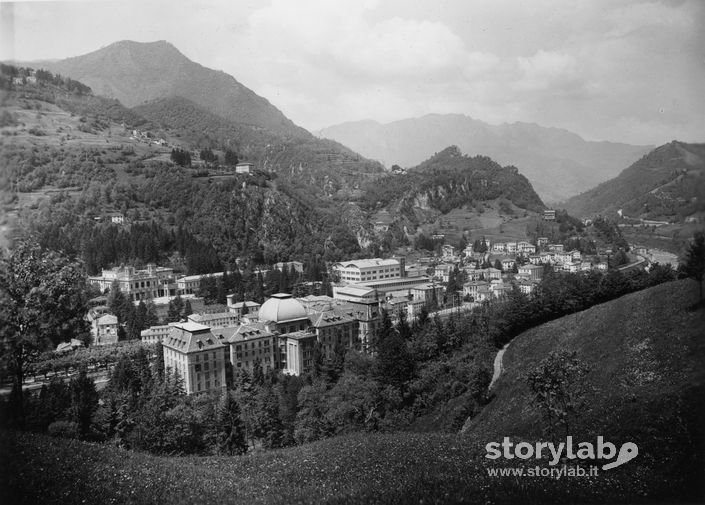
[332,258,405,284]
[235,162,254,174]
[93,314,119,346]
[89,264,236,302]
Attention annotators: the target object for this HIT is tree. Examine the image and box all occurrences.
[252,385,285,449]
[197,275,218,304]
[145,301,160,327]
[69,366,99,437]
[167,295,184,322]
[215,391,247,455]
[526,350,590,442]
[107,281,131,323]
[0,240,90,426]
[682,231,705,305]
[375,315,414,391]
[224,149,239,166]
[396,309,413,341]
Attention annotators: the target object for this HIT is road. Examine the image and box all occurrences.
[0,370,111,397]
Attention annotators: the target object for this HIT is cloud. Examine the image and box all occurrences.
[2,0,702,144]
[515,50,577,91]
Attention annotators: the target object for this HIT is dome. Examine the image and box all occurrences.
[258,293,308,323]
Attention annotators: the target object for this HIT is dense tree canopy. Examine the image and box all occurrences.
[0,240,91,425]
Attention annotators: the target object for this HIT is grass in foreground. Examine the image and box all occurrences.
[2,281,704,505]
[1,423,701,505]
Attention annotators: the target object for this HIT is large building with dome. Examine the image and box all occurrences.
[172,293,368,383]
[258,293,311,335]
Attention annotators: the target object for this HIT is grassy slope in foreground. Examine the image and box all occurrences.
[2,281,704,505]
[464,278,705,501]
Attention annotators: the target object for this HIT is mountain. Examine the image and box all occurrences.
[0,65,377,267]
[133,96,383,198]
[562,141,705,220]
[40,40,308,138]
[316,114,652,203]
[356,146,545,246]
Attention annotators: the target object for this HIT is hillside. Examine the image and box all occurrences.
[2,281,703,504]
[40,40,307,138]
[0,68,373,269]
[358,146,545,245]
[463,279,705,499]
[133,96,384,198]
[562,141,705,221]
[317,114,651,203]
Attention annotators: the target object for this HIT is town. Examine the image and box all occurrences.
[75,217,668,397]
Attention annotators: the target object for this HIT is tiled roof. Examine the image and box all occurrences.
[163,322,225,353]
[309,309,355,328]
[224,322,276,344]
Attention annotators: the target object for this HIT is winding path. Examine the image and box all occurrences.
[488,342,510,390]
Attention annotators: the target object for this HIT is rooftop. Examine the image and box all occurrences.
[163,322,225,353]
[334,258,400,269]
[222,322,276,343]
[259,293,309,323]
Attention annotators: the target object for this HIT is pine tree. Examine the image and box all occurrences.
[682,231,705,305]
[69,367,99,437]
[253,385,285,449]
[145,301,160,327]
[396,309,412,341]
[215,391,247,455]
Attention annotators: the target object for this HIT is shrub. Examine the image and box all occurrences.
[48,420,79,439]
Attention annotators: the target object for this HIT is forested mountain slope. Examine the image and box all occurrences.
[360,146,545,231]
[133,96,383,198]
[562,141,705,221]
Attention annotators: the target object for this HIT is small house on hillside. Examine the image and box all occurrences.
[235,162,254,174]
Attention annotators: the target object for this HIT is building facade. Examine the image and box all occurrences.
[332,258,404,284]
[162,322,227,395]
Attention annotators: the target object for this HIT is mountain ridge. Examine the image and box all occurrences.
[317,114,652,203]
[561,141,705,220]
[38,40,309,138]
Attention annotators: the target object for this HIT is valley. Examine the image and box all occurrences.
[1,33,703,505]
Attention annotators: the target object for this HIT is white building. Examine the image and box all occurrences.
[140,324,173,344]
[332,258,404,284]
[518,264,544,282]
[162,322,227,395]
[93,314,118,345]
[88,264,176,301]
[188,311,240,329]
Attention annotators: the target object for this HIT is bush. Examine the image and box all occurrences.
[48,420,79,439]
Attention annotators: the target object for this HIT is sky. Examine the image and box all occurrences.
[1,0,703,145]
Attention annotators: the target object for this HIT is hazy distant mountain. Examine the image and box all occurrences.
[40,40,308,138]
[316,114,652,203]
[562,141,705,220]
